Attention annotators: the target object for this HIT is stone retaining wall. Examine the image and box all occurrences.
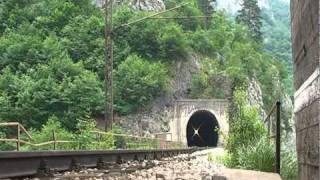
[291,0,320,179]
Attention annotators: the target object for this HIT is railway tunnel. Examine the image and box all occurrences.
[186,110,219,147]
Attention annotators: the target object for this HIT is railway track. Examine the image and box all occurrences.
[0,148,198,179]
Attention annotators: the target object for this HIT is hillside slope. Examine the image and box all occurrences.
[0,0,292,135]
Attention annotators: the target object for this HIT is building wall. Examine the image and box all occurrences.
[169,99,228,145]
[291,0,320,179]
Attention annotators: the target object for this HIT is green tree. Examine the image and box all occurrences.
[0,58,104,130]
[61,15,105,75]
[114,55,169,114]
[236,0,263,42]
[164,0,203,31]
[197,0,216,28]
[0,0,292,139]
[0,27,65,72]
[23,116,76,150]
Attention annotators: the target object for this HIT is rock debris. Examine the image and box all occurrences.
[51,151,226,180]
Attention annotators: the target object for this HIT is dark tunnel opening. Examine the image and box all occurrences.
[186,110,219,147]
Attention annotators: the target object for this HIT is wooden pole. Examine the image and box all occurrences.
[275,101,281,174]
[104,0,114,131]
[52,130,56,150]
[16,124,20,151]
[267,117,270,137]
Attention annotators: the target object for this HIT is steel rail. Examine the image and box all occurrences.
[0,148,198,178]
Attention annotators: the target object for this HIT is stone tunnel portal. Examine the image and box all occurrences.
[186,110,219,147]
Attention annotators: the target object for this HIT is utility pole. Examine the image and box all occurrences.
[103,1,204,131]
[104,0,113,131]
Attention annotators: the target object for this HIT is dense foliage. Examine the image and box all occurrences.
[226,89,266,166]
[235,137,275,172]
[261,0,293,94]
[0,58,104,130]
[188,11,288,109]
[222,89,297,179]
[0,0,291,135]
[114,55,169,114]
[227,90,266,152]
[0,0,289,130]
[0,0,175,129]
[209,1,296,179]
[0,0,297,177]
[0,0,106,130]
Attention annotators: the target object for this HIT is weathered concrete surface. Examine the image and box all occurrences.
[220,169,281,180]
[291,0,320,179]
[169,99,228,145]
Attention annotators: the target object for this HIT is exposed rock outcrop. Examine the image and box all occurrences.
[95,0,165,11]
[247,78,266,120]
[129,0,165,11]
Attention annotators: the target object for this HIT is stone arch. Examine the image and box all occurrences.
[169,99,228,145]
[186,110,219,147]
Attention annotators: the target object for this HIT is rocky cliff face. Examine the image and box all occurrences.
[247,77,294,133]
[95,0,165,11]
[129,0,165,11]
[247,78,266,119]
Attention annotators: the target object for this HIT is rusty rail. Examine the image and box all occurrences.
[263,101,281,174]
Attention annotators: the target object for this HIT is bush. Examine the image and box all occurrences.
[22,116,76,151]
[227,89,266,154]
[0,29,64,72]
[0,58,104,130]
[188,30,215,56]
[280,136,298,180]
[225,89,268,169]
[224,89,297,179]
[114,55,169,114]
[0,129,16,151]
[159,23,189,59]
[76,119,114,150]
[115,6,191,61]
[189,58,226,99]
[61,15,105,74]
[225,134,298,180]
[112,125,127,149]
[236,137,275,172]
[164,0,203,31]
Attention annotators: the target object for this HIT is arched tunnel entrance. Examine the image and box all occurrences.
[186,110,219,147]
